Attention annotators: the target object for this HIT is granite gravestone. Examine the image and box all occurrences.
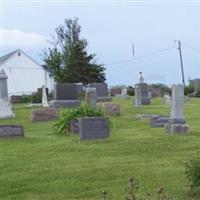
[89,83,112,102]
[110,88,122,96]
[165,84,189,134]
[31,108,58,122]
[85,87,97,109]
[104,103,121,116]
[121,88,129,99]
[79,117,109,140]
[0,125,24,138]
[163,94,171,105]
[134,84,142,107]
[134,73,151,106]
[49,83,82,108]
[0,69,15,119]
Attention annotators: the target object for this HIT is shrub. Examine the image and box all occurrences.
[54,105,105,134]
[127,87,135,96]
[21,95,32,103]
[31,92,42,103]
[186,151,200,189]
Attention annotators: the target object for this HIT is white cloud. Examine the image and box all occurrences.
[1,29,48,48]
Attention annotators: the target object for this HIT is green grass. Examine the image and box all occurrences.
[0,98,200,200]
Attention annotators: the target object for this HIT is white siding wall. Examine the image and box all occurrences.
[0,51,54,95]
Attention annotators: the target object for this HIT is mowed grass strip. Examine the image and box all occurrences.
[0,98,200,200]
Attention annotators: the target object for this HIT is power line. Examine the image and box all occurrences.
[182,43,200,53]
[105,45,176,66]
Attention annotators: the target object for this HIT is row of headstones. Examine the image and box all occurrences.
[0,69,114,139]
[49,82,112,109]
[137,84,189,134]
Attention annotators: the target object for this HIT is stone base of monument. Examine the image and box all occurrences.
[31,108,58,122]
[79,117,109,140]
[165,118,189,134]
[141,97,151,105]
[49,100,80,109]
[104,103,121,116]
[150,116,170,127]
[165,124,189,134]
[0,125,24,138]
[0,100,15,119]
[97,97,112,102]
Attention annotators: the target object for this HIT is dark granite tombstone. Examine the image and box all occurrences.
[89,83,112,102]
[79,117,109,140]
[0,125,24,138]
[135,83,151,105]
[89,83,108,97]
[54,83,83,100]
[49,83,83,108]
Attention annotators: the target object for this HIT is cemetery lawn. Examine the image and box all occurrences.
[1,98,200,200]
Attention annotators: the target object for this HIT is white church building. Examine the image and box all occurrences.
[0,49,54,95]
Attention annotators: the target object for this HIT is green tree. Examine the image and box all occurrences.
[44,18,106,84]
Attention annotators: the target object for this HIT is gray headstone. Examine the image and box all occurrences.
[104,103,121,116]
[85,87,97,109]
[88,83,108,97]
[165,84,189,134]
[42,85,49,107]
[79,117,109,140]
[171,84,184,119]
[0,69,8,100]
[0,125,24,138]
[135,83,151,106]
[135,84,142,107]
[0,70,15,119]
[54,83,83,100]
[31,108,58,122]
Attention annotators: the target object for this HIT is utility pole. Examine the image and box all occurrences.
[176,40,185,88]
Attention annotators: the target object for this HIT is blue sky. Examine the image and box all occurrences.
[1,1,200,86]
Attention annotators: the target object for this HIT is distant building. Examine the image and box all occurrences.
[0,49,54,95]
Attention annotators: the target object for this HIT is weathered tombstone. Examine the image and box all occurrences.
[0,69,15,119]
[134,84,142,107]
[104,103,121,116]
[110,88,122,96]
[89,83,112,102]
[49,83,82,108]
[165,84,189,134]
[121,88,129,99]
[0,125,24,138]
[79,117,109,140]
[31,108,58,122]
[85,87,97,109]
[134,72,151,106]
[163,94,171,105]
[42,85,49,107]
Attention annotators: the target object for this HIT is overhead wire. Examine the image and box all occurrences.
[105,45,176,67]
